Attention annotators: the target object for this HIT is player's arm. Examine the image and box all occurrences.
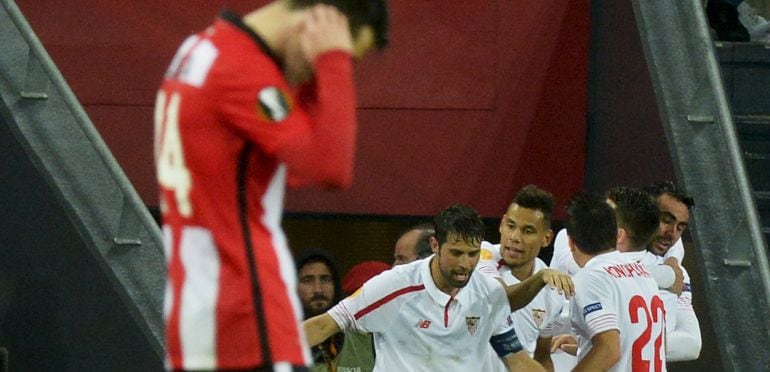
[505,269,574,311]
[490,327,545,372]
[501,350,546,372]
[667,273,701,361]
[666,307,701,361]
[533,336,554,372]
[303,313,341,347]
[281,5,357,188]
[572,330,620,372]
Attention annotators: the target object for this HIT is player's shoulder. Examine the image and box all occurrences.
[480,241,502,262]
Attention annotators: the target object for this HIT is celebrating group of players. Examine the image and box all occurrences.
[303,183,700,371]
[153,0,700,370]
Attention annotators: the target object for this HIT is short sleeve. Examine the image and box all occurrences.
[489,281,516,336]
[572,272,619,339]
[477,241,502,279]
[551,229,581,276]
[664,238,685,263]
[328,268,412,334]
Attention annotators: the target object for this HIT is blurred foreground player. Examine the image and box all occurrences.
[154,0,388,369]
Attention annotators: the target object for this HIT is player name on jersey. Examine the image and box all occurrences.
[602,262,652,279]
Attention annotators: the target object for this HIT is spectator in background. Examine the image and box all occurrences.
[296,249,343,371]
[393,223,435,265]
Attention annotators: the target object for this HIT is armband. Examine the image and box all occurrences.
[489,328,523,358]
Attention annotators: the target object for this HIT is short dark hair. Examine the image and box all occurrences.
[566,193,617,255]
[433,204,485,248]
[295,248,342,304]
[410,223,435,259]
[606,187,660,250]
[642,180,695,209]
[290,0,390,49]
[513,184,555,228]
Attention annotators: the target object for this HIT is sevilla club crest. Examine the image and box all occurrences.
[466,316,480,335]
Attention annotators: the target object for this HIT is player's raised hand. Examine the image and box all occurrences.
[540,269,574,298]
[299,4,354,63]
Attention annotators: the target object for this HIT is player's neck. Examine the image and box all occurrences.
[243,1,304,60]
[429,257,459,296]
[509,260,535,282]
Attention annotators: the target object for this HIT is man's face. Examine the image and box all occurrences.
[498,204,553,269]
[297,261,334,317]
[393,229,421,265]
[435,233,480,289]
[650,193,690,256]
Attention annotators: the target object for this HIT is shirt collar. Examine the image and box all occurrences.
[420,254,471,306]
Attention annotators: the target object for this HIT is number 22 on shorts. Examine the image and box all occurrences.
[155,91,193,217]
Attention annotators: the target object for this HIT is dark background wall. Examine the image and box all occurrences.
[17,0,590,219]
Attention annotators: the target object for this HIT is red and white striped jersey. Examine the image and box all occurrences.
[155,11,357,370]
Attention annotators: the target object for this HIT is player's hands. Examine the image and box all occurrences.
[299,4,354,63]
[550,334,578,355]
[663,257,684,296]
[539,269,574,298]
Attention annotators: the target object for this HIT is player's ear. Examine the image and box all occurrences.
[430,236,440,254]
[542,229,554,247]
[616,228,626,246]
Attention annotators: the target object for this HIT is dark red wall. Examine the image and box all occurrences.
[19,0,589,218]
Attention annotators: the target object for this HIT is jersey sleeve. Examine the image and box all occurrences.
[477,242,502,279]
[216,50,357,188]
[328,268,407,334]
[678,267,693,311]
[550,229,580,276]
[664,238,685,263]
[572,271,619,339]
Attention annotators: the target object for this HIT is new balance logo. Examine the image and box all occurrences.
[415,320,432,329]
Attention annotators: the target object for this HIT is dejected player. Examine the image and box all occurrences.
[154,0,388,370]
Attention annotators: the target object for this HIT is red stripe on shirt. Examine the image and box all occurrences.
[444,294,456,328]
[354,284,425,320]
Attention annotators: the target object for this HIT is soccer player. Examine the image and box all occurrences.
[303,204,545,371]
[566,193,666,371]
[477,185,566,371]
[154,1,389,369]
[643,181,702,362]
[393,223,435,265]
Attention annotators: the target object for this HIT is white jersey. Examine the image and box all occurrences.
[478,242,565,353]
[552,229,685,274]
[571,251,666,372]
[328,256,521,372]
[641,257,700,362]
